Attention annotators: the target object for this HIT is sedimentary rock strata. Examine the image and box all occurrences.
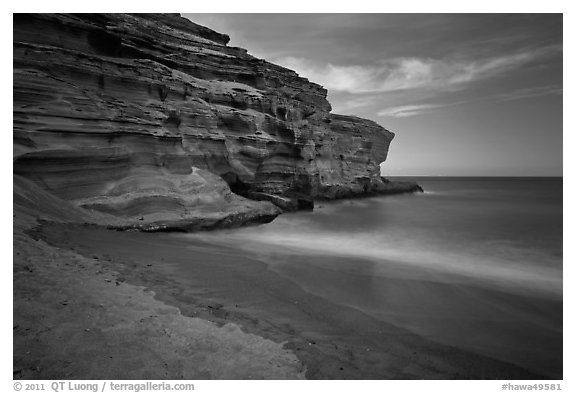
[13,13,418,229]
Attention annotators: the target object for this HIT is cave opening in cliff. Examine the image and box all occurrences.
[220,172,251,196]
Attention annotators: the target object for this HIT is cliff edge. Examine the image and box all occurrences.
[13,13,421,230]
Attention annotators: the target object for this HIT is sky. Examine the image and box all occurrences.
[183,14,563,176]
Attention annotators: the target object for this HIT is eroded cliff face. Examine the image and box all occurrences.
[13,13,416,230]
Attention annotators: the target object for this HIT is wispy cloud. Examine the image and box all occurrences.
[377,85,563,118]
[494,85,563,102]
[329,96,376,113]
[275,45,560,94]
[377,104,447,118]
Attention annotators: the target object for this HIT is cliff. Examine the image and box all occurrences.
[13,13,421,231]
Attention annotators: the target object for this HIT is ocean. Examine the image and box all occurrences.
[184,177,563,378]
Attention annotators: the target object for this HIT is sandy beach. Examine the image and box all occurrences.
[13,217,550,380]
[13,12,562,382]
[14,217,304,379]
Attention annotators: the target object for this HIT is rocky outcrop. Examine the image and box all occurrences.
[13,13,420,230]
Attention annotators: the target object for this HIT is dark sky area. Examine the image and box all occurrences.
[184,14,563,176]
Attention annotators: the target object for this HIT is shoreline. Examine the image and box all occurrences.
[14,217,305,379]
[12,12,562,382]
[15,219,550,379]
[103,179,425,233]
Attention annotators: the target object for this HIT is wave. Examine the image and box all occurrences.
[182,178,562,299]
[184,222,562,299]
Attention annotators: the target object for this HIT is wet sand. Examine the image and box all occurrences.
[265,253,562,378]
[26,221,552,379]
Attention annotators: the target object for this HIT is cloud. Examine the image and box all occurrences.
[275,46,560,94]
[329,96,376,113]
[377,104,446,118]
[377,85,563,118]
[494,85,563,102]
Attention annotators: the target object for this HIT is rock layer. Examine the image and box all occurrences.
[13,13,419,229]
